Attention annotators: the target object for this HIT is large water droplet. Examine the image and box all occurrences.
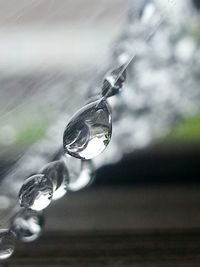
[63,99,112,160]
[0,230,15,260]
[40,159,69,200]
[65,156,94,191]
[102,65,126,98]
[10,209,44,243]
[19,174,53,211]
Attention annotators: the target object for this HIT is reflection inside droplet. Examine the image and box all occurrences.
[19,174,53,211]
[63,99,112,160]
[0,230,15,260]
[40,159,69,200]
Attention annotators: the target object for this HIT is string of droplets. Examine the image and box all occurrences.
[0,0,162,259]
[1,0,194,259]
[0,63,127,260]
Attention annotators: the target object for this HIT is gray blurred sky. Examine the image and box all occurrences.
[0,0,128,24]
[0,0,128,73]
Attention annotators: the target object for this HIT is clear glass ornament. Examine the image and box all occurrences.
[0,230,15,260]
[63,99,112,160]
[10,209,44,243]
[65,156,94,191]
[40,159,69,200]
[102,64,126,98]
[19,174,53,211]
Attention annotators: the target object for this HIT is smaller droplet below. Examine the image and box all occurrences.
[102,64,126,98]
[10,209,44,243]
[65,156,95,191]
[40,159,69,200]
[0,229,15,260]
[19,174,53,211]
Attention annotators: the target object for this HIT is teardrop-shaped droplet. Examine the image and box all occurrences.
[40,159,69,200]
[65,156,94,191]
[102,65,126,98]
[63,99,112,160]
[19,174,53,211]
[10,209,44,243]
[0,229,15,260]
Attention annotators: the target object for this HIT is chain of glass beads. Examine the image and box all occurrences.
[0,64,127,260]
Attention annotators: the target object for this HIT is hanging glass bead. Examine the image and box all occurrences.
[102,64,126,98]
[63,99,112,160]
[10,209,44,243]
[19,174,53,211]
[40,159,69,200]
[0,230,15,260]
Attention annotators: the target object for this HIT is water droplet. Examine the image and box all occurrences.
[102,65,126,98]
[63,99,112,160]
[19,174,53,211]
[0,230,15,260]
[40,159,69,200]
[10,209,44,243]
[65,156,94,191]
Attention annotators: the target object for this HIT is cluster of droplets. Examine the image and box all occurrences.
[0,64,127,260]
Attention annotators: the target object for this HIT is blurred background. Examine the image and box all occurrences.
[0,0,200,266]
